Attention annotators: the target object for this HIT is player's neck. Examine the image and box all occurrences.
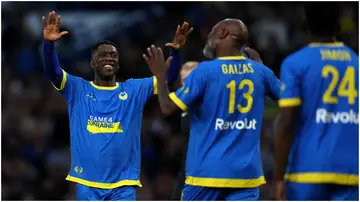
[310,35,337,43]
[215,47,242,58]
[93,77,116,87]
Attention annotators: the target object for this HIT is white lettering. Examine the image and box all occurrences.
[88,116,114,123]
[215,118,257,130]
[316,108,358,124]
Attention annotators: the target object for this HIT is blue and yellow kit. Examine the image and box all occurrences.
[169,56,280,191]
[54,69,157,189]
[279,42,358,200]
[279,42,358,184]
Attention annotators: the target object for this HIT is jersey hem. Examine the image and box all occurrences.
[185,176,266,188]
[169,92,188,111]
[278,98,301,107]
[65,175,142,189]
[285,172,358,185]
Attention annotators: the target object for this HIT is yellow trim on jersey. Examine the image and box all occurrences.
[153,76,158,95]
[218,56,247,60]
[51,69,67,91]
[66,175,142,189]
[285,173,358,185]
[309,42,344,47]
[169,92,188,111]
[278,98,302,107]
[90,81,119,90]
[185,176,266,188]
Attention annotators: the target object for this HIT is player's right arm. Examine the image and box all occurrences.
[264,66,281,101]
[42,11,68,88]
[42,11,80,103]
[273,58,302,200]
[144,45,206,116]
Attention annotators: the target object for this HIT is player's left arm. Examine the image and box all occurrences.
[274,59,302,198]
[143,45,205,116]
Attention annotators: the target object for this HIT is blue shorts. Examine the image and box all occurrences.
[76,184,136,201]
[286,182,359,201]
[181,184,259,201]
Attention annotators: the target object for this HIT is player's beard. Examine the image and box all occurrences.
[203,40,216,59]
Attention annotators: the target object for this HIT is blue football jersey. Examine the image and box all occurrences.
[169,56,280,188]
[279,42,359,185]
[53,69,157,189]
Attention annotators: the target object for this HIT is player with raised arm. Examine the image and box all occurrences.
[143,18,280,200]
[274,3,358,201]
[41,11,191,200]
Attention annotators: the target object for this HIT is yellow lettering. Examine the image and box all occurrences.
[233,64,239,74]
[320,49,351,61]
[222,64,228,74]
[228,64,235,74]
[243,64,249,73]
[86,120,123,134]
[248,63,254,73]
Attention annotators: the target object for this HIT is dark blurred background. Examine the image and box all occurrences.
[1,1,358,200]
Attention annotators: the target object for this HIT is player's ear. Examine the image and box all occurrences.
[219,28,229,39]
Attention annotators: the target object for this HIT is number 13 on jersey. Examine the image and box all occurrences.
[226,79,254,114]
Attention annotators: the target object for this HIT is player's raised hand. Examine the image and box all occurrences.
[165,22,193,50]
[244,47,263,64]
[42,11,68,41]
[143,45,173,79]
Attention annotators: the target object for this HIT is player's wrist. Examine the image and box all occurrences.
[43,39,55,44]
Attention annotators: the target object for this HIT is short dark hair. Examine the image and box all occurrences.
[305,3,341,37]
[91,40,121,57]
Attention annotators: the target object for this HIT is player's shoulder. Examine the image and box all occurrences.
[64,70,88,83]
[284,46,313,64]
[343,45,359,60]
[122,76,154,87]
[281,46,313,72]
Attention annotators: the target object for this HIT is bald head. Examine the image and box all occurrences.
[218,18,249,48]
[203,18,249,58]
[180,61,199,84]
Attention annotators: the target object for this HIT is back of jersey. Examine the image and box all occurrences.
[170,55,280,188]
[280,42,359,181]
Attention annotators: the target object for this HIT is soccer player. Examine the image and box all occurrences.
[143,18,280,200]
[41,11,191,200]
[274,3,359,201]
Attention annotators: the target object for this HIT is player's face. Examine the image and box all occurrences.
[203,26,218,59]
[91,44,119,80]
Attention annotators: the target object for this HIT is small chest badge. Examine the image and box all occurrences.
[119,92,128,100]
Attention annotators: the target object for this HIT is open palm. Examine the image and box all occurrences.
[42,11,68,41]
[166,22,193,50]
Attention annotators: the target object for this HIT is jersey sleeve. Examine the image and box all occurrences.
[52,69,83,103]
[169,63,206,111]
[279,59,302,108]
[132,76,157,103]
[264,65,281,101]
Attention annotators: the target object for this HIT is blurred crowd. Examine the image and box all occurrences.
[1,2,358,200]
